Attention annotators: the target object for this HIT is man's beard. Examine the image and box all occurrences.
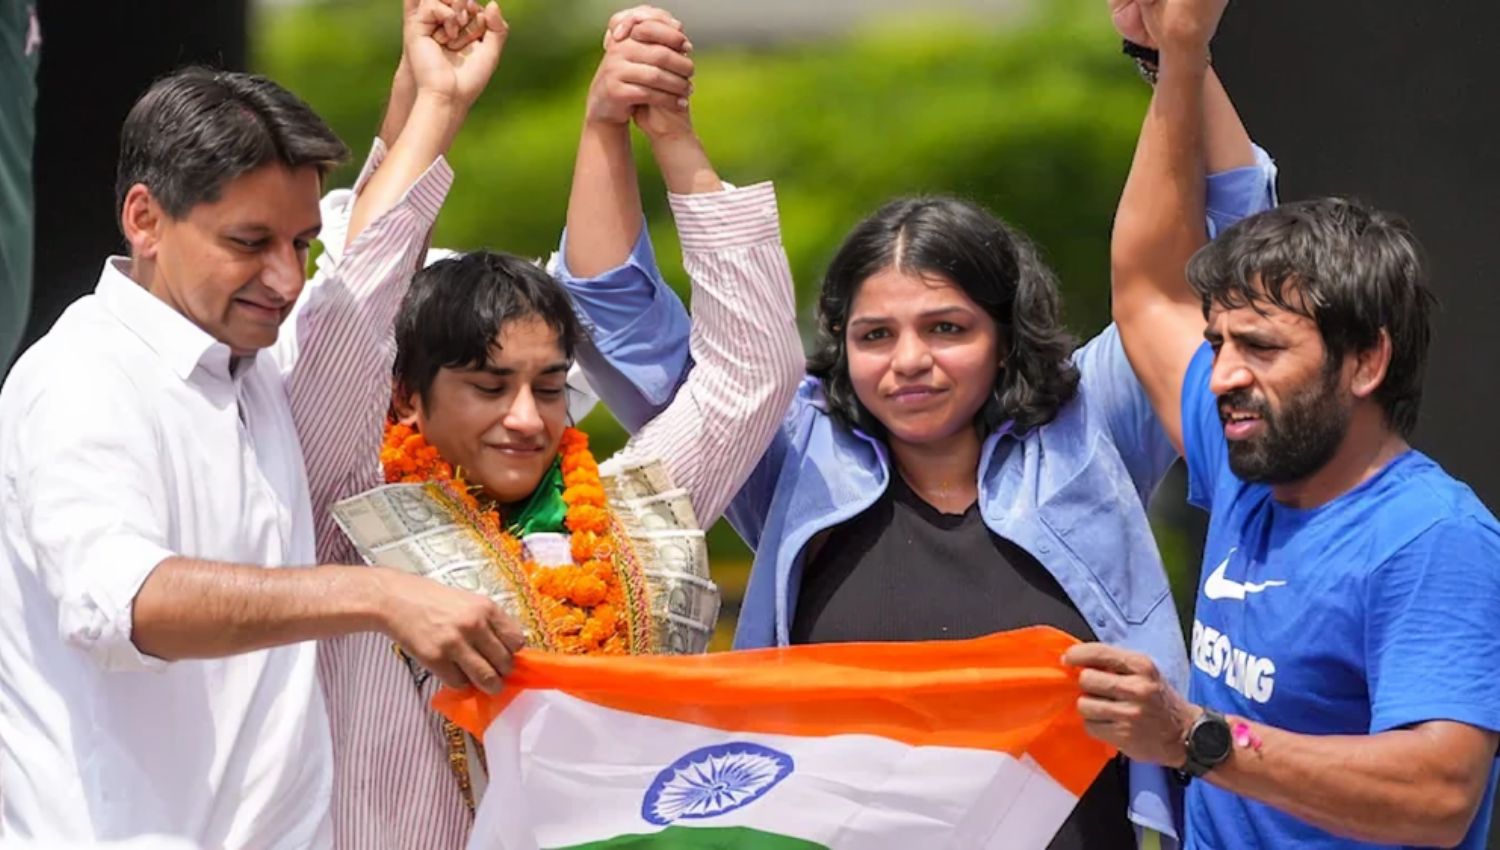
[1220,366,1350,485]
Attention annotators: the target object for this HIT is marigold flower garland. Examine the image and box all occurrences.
[379,421,630,655]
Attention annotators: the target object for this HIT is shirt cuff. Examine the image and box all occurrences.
[340,154,455,265]
[668,181,781,253]
[1206,143,1278,236]
[1371,701,1500,737]
[314,139,392,274]
[550,225,662,336]
[552,222,658,286]
[60,536,174,672]
[352,137,389,196]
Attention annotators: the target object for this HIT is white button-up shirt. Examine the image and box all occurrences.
[0,145,452,846]
[0,258,331,847]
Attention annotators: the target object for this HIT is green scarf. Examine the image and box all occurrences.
[505,456,569,536]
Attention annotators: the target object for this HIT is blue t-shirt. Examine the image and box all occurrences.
[1180,343,1500,850]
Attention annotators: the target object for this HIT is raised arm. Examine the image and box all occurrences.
[611,94,802,527]
[286,0,504,564]
[1109,0,1237,454]
[346,0,505,246]
[565,8,690,276]
[553,10,697,430]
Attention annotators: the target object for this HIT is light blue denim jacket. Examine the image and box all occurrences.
[555,150,1277,845]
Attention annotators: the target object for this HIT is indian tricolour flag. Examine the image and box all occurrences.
[435,627,1113,849]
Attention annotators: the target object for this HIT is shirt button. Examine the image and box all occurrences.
[1038,543,1051,555]
[1094,615,1108,629]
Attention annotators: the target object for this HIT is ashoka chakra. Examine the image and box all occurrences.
[641,742,795,826]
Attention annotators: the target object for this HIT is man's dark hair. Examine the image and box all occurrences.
[807,196,1080,436]
[1186,197,1436,438]
[115,67,349,224]
[393,251,583,402]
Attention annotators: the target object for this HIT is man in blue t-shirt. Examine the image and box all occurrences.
[1065,0,1500,847]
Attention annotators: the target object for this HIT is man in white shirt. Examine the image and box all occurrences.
[0,1,518,845]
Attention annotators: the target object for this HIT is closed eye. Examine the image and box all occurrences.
[470,383,505,396]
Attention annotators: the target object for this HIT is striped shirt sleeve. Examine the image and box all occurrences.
[612,182,803,528]
[285,146,455,565]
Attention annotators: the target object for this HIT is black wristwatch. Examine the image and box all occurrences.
[1177,708,1232,782]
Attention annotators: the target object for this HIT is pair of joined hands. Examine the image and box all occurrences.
[399,0,697,142]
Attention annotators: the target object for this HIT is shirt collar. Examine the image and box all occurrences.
[96,257,243,383]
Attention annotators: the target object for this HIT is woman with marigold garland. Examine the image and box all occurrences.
[295,8,801,849]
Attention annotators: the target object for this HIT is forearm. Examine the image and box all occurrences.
[131,557,389,660]
[1108,41,1214,450]
[564,121,646,277]
[1113,46,1210,293]
[1208,720,1491,846]
[651,132,722,196]
[347,92,463,248]
[1202,68,1254,173]
[286,142,451,543]
[379,58,418,149]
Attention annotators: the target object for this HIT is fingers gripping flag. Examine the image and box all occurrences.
[435,627,1114,849]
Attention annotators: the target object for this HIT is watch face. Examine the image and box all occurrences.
[1191,715,1233,763]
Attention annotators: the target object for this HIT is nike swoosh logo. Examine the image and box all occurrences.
[1203,549,1286,601]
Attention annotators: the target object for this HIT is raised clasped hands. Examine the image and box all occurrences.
[588,5,696,142]
[1109,0,1226,56]
[405,0,508,109]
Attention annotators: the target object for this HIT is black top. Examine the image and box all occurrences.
[791,473,1134,850]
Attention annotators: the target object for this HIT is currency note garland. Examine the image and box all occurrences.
[380,421,652,656]
[381,421,662,810]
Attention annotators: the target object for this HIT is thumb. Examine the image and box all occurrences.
[470,4,507,75]
[481,2,508,48]
[483,2,506,35]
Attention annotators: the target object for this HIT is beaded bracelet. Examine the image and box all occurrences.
[1122,39,1160,85]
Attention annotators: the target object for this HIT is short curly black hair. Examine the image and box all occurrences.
[807,196,1080,436]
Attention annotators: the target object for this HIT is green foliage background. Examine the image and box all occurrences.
[254,0,1200,646]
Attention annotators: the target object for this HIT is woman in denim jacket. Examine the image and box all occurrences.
[554,6,1276,847]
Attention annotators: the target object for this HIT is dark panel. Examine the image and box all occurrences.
[1213,0,1500,512]
[24,1,247,350]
